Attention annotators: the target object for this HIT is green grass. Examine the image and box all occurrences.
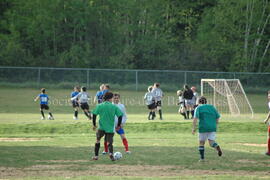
[0,87,269,179]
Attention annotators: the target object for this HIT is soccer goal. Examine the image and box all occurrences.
[201,79,254,117]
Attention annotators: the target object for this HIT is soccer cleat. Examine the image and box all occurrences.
[102,151,108,155]
[198,159,205,162]
[73,116,78,120]
[92,156,98,160]
[125,151,131,154]
[109,154,115,161]
[41,117,45,120]
[216,146,222,156]
[160,118,163,120]
[265,152,270,156]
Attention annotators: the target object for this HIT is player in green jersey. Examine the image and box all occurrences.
[192,96,222,161]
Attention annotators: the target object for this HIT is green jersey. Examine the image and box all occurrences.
[92,101,123,133]
[194,104,220,133]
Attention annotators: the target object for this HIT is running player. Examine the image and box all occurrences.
[192,96,222,161]
[144,86,156,120]
[34,88,54,120]
[177,90,187,119]
[92,92,123,161]
[71,86,91,120]
[151,83,164,120]
[263,91,270,156]
[191,86,199,118]
[103,93,130,154]
[94,84,105,104]
[71,86,80,120]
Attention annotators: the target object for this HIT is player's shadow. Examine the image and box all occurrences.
[0,145,269,172]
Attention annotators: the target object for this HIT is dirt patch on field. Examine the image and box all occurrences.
[1,165,270,178]
[0,138,50,142]
[234,143,267,147]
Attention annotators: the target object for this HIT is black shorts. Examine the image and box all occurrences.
[80,103,89,110]
[40,104,49,110]
[147,103,156,110]
[96,130,114,144]
[72,101,79,108]
[156,101,162,107]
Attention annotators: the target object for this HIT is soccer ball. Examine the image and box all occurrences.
[48,115,54,120]
[113,152,122,160]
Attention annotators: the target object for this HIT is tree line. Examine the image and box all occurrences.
[0,0,269,72]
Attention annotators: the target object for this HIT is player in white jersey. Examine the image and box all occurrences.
[102,93,130,154]
[144,86,156,120]
[263,91,270,156]
[151,83,164,120]
[191,86,199,118]
[177,90,187,119]
[71,86,91,120]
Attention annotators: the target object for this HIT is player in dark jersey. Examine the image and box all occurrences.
[183,85,194,119]
[34,88,54,120]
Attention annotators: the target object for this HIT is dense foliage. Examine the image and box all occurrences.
[0,0,269,72]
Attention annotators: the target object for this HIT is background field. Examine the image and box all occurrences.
[0,87,270,180]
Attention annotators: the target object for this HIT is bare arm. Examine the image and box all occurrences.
[192,118,198,134]
[34,95,39,101]
[264,111,270,124]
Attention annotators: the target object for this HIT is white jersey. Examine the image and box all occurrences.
[191,92,199,105]
[151,88,163,101]
[114,103,127,126]
[71,92,89,104]
[144,92,156,105]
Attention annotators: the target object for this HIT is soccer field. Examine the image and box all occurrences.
[0,87,269,180]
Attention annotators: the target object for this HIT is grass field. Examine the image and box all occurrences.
[0,87,270,180]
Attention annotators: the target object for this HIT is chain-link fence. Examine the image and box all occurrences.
[0,66,269,92]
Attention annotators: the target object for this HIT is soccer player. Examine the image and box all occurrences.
[151,83,164,120]
[91,92,123,161]
[177,90,187,119]
[191,86,199,118]
[71,86,91,120]
[34,88,54,120]
[144,86,156,120]
[94,84,105,104]
[103,93,130,154]
[192,96,222,161]
[71,86,80,120]
[183,85,194,119]
[263,91,270,156]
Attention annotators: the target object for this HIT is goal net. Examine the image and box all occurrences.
[201,79,254,117]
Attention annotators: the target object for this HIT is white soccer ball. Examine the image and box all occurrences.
[113,152,122,160]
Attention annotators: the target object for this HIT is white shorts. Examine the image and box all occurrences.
[199,132,216,141]
[185,99,193,106]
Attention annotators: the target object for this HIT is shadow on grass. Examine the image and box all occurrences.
[0,145,269,172]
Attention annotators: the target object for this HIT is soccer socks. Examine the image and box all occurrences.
[191,110,194,118]
[267,138,270,153]
[211,142,222,156]
[159,109,162,119]
[187,111,190,119]
[152,112,156,120]
[40,110,45,118]
[198,146,205,160]
[180,112,187,119]
[148,112,152,120]
[74,110,78,118]
[122,138,129,151]
[108,143,113,154]
[49,112,53,118]
[211,142,218,148]
[94,143,100,156]
[84,111,91,119]
[104,141,108,153]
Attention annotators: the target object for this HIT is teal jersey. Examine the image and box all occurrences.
[194,104,220,133]
[92,101,123,133]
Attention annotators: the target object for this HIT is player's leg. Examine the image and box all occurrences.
[73,102,79,120]
[118,128,130,153]
[147,105,152,120]
[198,133,207,161]
[179,106,187,119]
[93,130,105,160]
[81,103,91,120]
[151,109,156,120]
[102,140,108,154]
[157,101,163,120]
[266,126,270,155]
[40,105,45,120]
[45,105,54,120]
[106,133,115,161]
[208,132,222,156]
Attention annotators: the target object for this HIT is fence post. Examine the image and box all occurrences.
[87,69,90,88]
[37,67,41,88]
[135,70,138,91]
[184,71,187,85]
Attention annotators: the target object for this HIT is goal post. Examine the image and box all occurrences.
[201,79,254,117]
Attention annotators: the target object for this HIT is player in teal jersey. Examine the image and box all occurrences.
[91,92,123,161]
[192,96,222,161]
